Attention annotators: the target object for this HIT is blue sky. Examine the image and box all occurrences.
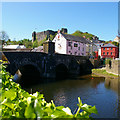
[2,2,118,41]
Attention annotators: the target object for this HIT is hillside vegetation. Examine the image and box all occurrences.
[71,30,97,40]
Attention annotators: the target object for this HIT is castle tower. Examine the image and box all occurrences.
[32,31,36,43]
[61,28,68,34]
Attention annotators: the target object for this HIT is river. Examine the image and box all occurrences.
[21,74,119,118]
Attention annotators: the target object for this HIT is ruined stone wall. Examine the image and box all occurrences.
[36,30,57,42]
[32,28,68,42]
[106,60,120,75]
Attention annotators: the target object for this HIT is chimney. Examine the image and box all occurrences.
[83,36,86,38]
[61,28,68,34]
[58,29,60,33]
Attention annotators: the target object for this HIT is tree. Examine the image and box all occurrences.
[25,42,32,48]
[33,40,38,48]
[49,34,55,41]
[112,41,119,47]
[0,31,9,44]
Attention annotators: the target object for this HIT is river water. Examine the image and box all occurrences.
[22,74,119,118]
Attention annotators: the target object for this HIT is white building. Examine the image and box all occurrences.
[114,36,120,43]
[94,43,104,57]
[52,31,90,56]
[3,45,26,49]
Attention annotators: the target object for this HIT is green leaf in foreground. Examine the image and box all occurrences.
[81,104,98,114]
[24,103,36,118]
[2,88,16,101]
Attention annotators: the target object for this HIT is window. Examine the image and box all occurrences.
[107,48,109,50]
[107,52,109,55]
[75,52,77,55]
[103,48,105,50]
[58,35,60,40]
[74,43,78,47]
[68,42,72,46]
[111,48,113,50]
[111,52,112,55]
[78,47,80,50]
[83,47,84,51]
[103,52,105,55]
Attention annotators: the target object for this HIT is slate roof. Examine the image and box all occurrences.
[101,43,117,48]
[61,33,91,44]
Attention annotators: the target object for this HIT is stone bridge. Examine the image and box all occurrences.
[3,52,93,82]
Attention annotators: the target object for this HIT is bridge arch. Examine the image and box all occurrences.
[14,63,41,85]
[55,63,68,79]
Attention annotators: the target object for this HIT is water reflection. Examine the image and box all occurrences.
[105,77,118,93]
[23,75,119,118]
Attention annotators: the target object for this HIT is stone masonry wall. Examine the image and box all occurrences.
[89,59,102,68]
[106,60,120,75]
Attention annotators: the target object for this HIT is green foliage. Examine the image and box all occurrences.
[1,61,97,119]
[49,34,56,41]
[112,41,119,47]
[72,30,95,40]
[105,41,119,47]
[33,40,39,48]
[5,39,33,48]
[92,69,118,77]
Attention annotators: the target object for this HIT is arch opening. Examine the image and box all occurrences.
[55,64,68,79]
[14,64,41,86]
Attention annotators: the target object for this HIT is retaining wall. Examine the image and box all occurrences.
[106,60,120,75]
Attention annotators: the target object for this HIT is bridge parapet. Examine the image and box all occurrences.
[3,52,93,79]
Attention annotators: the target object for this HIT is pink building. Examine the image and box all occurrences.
[53,32,90,56]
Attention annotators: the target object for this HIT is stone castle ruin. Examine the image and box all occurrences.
[32,28,68,43]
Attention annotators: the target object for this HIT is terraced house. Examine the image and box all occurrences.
[53,30,91,56]
[101,43,119,59]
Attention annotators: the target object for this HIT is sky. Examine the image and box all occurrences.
[1,2,118,41]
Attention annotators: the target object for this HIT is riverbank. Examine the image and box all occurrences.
[92,68,119,78]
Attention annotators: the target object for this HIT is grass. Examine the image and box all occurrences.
[92,69,118,77]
